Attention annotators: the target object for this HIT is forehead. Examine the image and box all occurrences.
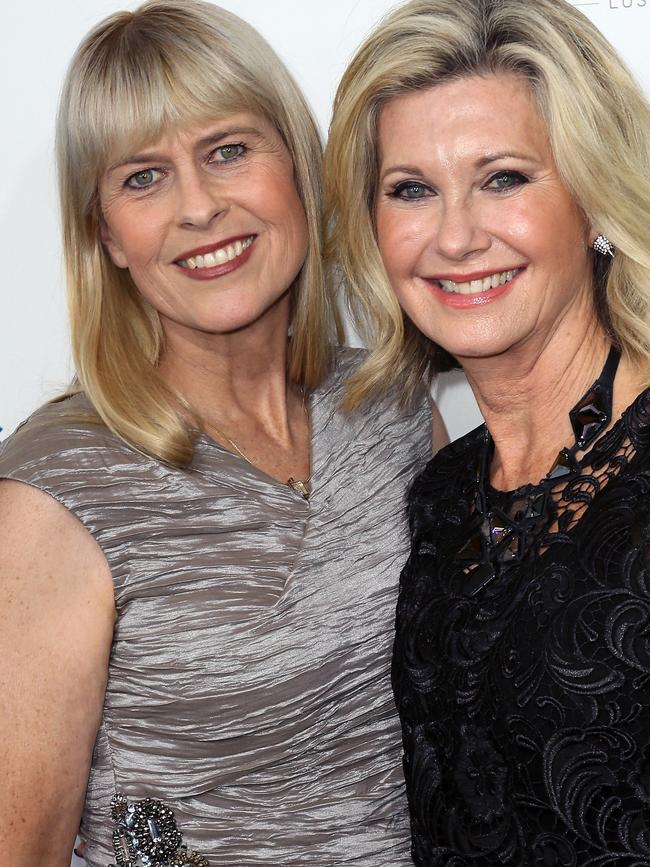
[377,73,548,163]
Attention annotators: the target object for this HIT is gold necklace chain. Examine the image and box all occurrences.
[206,395,311,499]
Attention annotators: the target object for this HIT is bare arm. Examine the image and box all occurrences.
[431,398,450,456]
[0,480,115,867]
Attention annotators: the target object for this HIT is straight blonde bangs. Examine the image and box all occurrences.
[57,0,339,466]
[325,0,650,409]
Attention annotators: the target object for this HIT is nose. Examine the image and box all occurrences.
[175,166,226,230]
[435,198,490,261]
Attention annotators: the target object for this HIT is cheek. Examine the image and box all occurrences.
[376,211,401,283]
[287,190,309,254]
[552,207,590,264]
[497,204,536,247]
[497,194,586,259]
[274,185,309,261]
[376,207,425,280]
[104,206,166,270]
[129,215,168,259]
[250,172,308,248]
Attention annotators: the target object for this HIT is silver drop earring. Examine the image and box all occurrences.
[592,234,615,258]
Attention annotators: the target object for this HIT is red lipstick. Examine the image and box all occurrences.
[174,234,256,281]
[175,234,254,262]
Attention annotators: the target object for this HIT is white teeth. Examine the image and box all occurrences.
[438,268,520,295]
[177,236,254,270]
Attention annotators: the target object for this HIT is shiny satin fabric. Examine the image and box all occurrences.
[0,349,431,866]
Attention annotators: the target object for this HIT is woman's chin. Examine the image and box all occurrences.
[159,297,291,341]
[416,331,519,365]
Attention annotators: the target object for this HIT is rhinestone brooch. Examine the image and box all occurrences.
[108,793,209,867]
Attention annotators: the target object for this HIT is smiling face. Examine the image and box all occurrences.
[375,73,598,364]
[99,112,308,341]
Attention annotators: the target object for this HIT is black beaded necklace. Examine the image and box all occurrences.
[456,345,621,597]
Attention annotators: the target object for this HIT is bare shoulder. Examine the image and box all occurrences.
[0,479,114,865]
[0,477,113,596]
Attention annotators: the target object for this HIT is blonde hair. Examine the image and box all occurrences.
[325,0,650,408]
[57,0,341,464]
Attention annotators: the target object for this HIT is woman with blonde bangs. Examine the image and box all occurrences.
[326,0,650,862]
[0,2,443,864]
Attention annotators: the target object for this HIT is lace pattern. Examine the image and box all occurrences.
[393,388,650,865]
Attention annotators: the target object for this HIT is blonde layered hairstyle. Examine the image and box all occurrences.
[57,0,340,465]
[325,0,650,408]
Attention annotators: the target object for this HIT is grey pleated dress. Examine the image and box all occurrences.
[0,349,431,866]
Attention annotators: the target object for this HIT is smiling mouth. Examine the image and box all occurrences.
[176,236,255,270]
[434,268,523,295]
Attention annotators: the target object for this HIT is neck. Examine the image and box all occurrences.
[158,296,297,436]
[462,319,639,490]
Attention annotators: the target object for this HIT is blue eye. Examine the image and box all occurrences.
[125,168,160,189]
[213,143,246,162]
[391,181,430,200]
[486,171,528,191]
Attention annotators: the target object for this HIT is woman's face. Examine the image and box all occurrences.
[375,73,596,363]
[99,112,308,338]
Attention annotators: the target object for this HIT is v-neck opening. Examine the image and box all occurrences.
[195,387,318,505]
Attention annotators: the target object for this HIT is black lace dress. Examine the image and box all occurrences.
[393,388,650,865]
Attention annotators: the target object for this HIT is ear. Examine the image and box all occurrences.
[586,220,604,249]
[99,216,129,269]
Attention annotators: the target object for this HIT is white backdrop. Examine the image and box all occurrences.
[1,0,648,443]
[0,1,646,864]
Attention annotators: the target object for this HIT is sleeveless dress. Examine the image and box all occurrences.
[0,349,431,867]
[393,386,650,865]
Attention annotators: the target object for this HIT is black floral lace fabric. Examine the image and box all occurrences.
[393,389,650,865]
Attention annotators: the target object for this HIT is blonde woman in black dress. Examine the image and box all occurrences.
[326,0,650,862]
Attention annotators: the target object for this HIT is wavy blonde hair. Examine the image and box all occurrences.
[325,0,650,408]
[57,0,341,464]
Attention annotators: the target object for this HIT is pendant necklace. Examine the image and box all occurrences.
[206,394,311,499]
[456,345,621,596]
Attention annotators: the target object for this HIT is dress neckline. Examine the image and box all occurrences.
[484,384,650,499]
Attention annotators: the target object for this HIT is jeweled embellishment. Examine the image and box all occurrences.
[108,793,209,867]
[454,347,621,596]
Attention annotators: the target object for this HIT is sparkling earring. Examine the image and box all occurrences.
[592,234,615,258]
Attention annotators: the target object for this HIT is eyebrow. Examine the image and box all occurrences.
[107,126,263,173]
[379,151,536,180]
[379,163,421,177]
[475,150,534,166]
